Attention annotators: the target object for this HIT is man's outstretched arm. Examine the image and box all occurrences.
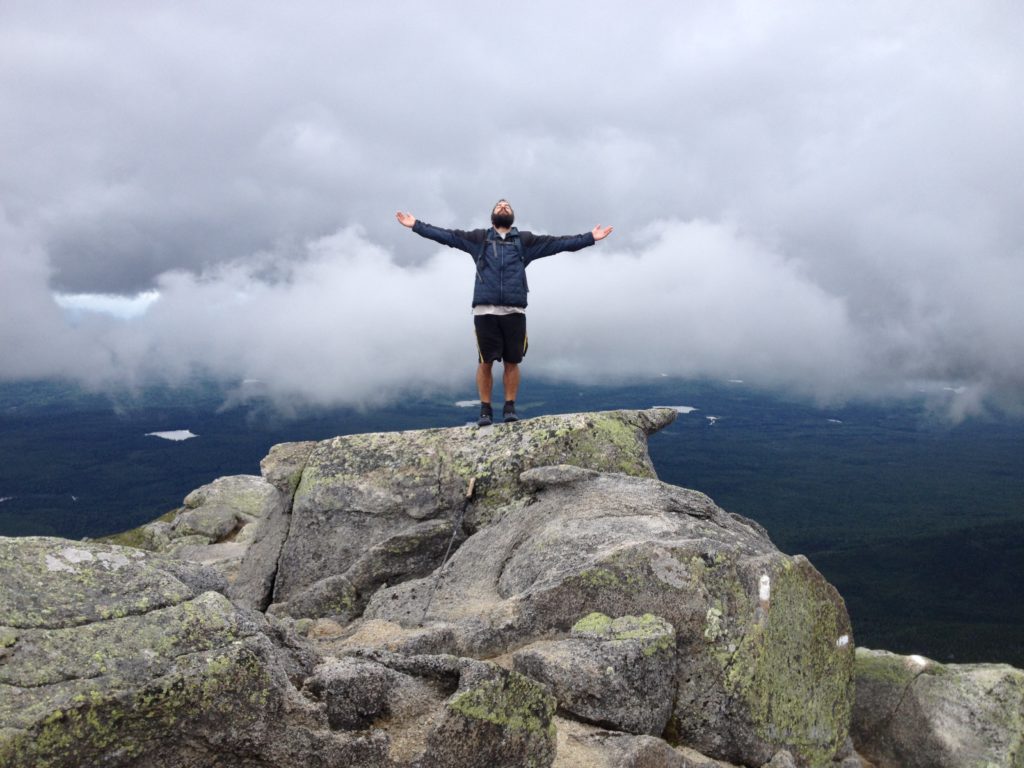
[395,211,481,254]
[523,224,614,263]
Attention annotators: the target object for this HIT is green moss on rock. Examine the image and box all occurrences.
[724,559,854,767]
[99,509,179,551]
[449,671,557,736]
[572,611,675,656]
[0,538,195,630]
[854,648,937,688]
[0,640,277,768]
[292,409,671,532]
[571,611,614,635]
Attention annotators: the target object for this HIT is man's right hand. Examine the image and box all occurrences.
[396,211,416,228]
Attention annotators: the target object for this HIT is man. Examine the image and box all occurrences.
[396,200,612,426]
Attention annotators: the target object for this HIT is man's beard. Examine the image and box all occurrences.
[491,212,515,228]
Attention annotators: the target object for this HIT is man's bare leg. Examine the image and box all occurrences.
[503,363,520,403]
[477,361,494,404]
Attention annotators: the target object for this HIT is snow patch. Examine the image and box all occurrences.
[654,405,699,414]
[455,400,479,408]
[706,416,719,425]
[146,430,198,441]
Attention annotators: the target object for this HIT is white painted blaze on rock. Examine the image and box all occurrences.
[96,551,132,571]
[44,546,136,573]
[759,574,771,602]
[45,554,77,573]
[45,547,97,572]
[61,547,96,564]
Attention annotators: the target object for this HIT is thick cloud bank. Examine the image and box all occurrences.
[1,2,1023,412]
[4,221,1021,414]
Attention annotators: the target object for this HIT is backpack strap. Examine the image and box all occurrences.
[472,230,491,283]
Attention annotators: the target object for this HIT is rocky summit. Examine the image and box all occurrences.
[1,408,1021,767]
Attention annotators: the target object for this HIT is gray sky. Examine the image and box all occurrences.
[2,2,1022,414]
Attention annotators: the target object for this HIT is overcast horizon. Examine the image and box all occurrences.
[2,2,1023,417]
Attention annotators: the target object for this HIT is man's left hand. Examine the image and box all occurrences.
[592,225,613,241]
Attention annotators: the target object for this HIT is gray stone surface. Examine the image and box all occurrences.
[364,468,855,767]
[103,474,292,610]
[229,481,293,610]
[303,650,558,767]
[19,409,1004,768]
[171,503,239,539]
[762,750,798,768]
[304,655,446,734]
[419,660,558,768]
[553,717,741,768]
[0,537,386,768]
[272,517,458,621]
[271,408,677,606]
[260,440,318,494]
[513,612,677,735]
[852,647,1024,768]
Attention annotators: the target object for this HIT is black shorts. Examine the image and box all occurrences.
[474,313,528,364]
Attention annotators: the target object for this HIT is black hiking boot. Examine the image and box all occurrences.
[503,401,519,423]
[478,403,493,427]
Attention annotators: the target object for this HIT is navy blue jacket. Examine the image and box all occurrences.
[412,220,595,307]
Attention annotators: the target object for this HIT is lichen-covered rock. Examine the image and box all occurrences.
[6,409,886,767]
[261,440,318,494]
[762,750,799,768]
[171,503,240,539]
[301,650,557,767]
[271,517,458,621]
[1,537,200,628]
[270,408,676,611]
[363,468,854,767]
[513,612,676,735]
[552,717,741,767]
[851,647,1024,768]
[423,663,558,768]
[103,474,292,610]
[304,654,449,749]
[0,537,387,768]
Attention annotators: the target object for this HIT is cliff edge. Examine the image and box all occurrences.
[2,409,1019,767]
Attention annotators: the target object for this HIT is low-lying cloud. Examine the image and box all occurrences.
[4,219,1021,415]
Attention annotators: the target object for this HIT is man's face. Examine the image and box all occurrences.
[491,199,515,228]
